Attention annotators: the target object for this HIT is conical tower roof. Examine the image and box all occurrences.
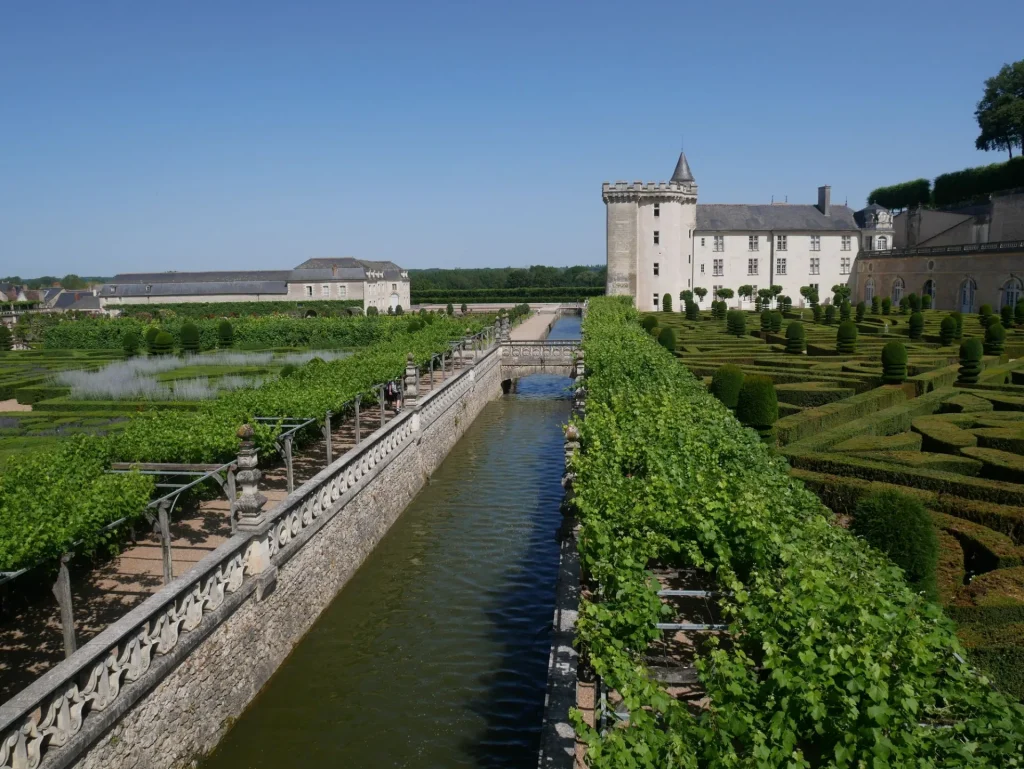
[670,151,695,183]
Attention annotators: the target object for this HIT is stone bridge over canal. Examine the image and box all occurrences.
[500,340,579,387]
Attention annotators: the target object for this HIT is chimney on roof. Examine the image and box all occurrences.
[817,185,831,216]
[332,264,337,277]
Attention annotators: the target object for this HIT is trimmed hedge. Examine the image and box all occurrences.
[881,341,908,384]
[867,178,931,210]
[852,490,938,599]
[709,364,744,409]
[933,156,1024,207]
[784,321,805,354]
[836,320,857,354]
[959,338,984,384]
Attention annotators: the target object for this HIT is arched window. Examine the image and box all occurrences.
[1002,277,1023,309]
[922,279,936,307]
[877,235,888,250]
[891,277,905,304]
[864,278,875,303]
[960,277,977,314]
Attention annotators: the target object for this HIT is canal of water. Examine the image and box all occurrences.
[203,314,580,769]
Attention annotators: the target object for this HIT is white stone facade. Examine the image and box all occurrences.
[605,154,895,310]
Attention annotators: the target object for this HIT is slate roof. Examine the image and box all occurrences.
[108,271,294,284]
[100,281,288,298]
[54,291,97,309]
[696,204,861,232]
[294,258,407,281]
[68,296,102,311]
[671,152,695,183]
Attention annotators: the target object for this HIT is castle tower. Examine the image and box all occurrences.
[603,152,698,310]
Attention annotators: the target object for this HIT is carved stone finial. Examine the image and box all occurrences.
[565,424,579,442]
[235,424,267,532]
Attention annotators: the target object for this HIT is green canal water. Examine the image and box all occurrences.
[202,315,580,768]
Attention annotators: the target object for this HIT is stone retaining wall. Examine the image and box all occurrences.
[0,345,503,769]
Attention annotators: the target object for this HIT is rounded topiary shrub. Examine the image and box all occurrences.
[0,325,12,351]
[152,331,174,356]
[279,363,297,378]
[851,490,938,600]
[760,310,771,332]
[921,293,932,309]
[881,341,907,384]
[180,322,200,353]
[836,320,858,354]
[980,303,992,319]
[812,305,823,323]
[710,364,745,409]
[769,310,782,333]
[1016,299,1024,326]
[395,305,404,315]
[839,300,851,322]
[985,321,1006,355]
[218,319,234,348]
[908,311,924,340]
[446,302,454,315]
[1001,304,1014,328]
[898,297,909,315]
[726,310,746,338]
[871,295,881,315]
[122,330,140,357]
[939,315,956,346]
[662,293,673,313]
[685,300,699,321]
[785,321,805,354]
[907,293,921,312]
[641,315,658,332]
[736,375,778,441]
[145,326,160,354]
[657,326,676,352]
[855,301,866,322]
[461,302,468,314]
[882,297,892,315]
[958,338,983,384]
[367,306,379,317]
[951,311,964,339]
[407,318,423,333]
[824,304,837,325]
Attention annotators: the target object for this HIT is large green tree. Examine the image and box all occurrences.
[975,60,1024,159]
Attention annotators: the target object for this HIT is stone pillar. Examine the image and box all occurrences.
[500,315,510,343]
[404,352,419,403]
[234,424,268,532]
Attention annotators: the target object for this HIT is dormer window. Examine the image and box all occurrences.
[146,285,152,293]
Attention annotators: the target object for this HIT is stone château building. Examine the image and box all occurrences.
[604,152,894,310]
[100,258,410,313]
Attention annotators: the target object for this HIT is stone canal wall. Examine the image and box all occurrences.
[0,345,504,769]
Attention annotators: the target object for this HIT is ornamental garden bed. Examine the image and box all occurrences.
[640,303,1024,700]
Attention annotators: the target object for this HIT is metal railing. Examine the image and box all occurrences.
[871,239,1024,258]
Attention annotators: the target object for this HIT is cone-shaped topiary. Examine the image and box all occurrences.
[824,304,837,325]
[851,490,938,600]
[144,326,160,354]
[855,301,866,322]
[461,302,468,314]
[760,310,771,332]
[908,312,924,340]
[180,321,200,353]
[951,311,964,339]
[921,293,932,309]
[0,325,13,351]
[641,315,658,332]
[836,320,858,354]
[1017,299,1024,326]
[685,300,699,321]
[736,375,778,441]
[446,302,454,315]
[840,300,851,322]
[907,293,921,312]
[785,321,805,354]
[882,297,892,315]
[122,330,139,357]
[985,321,1006,355]
[939,316,956,346]
[871,295,880,315]
[152,331,174,356]
[1001,304,1013,328]
[662,293,673,312]
[881,341,907,384]
[958,338,983,384]
[898,297,908,315]
[769,311,782,333]
[657,326,676,352]
[217,319,234,348]
[726,310,746,337]
[710,364,745,409]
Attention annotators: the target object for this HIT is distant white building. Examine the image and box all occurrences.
[603,153,894,310]
[100,258,411,314]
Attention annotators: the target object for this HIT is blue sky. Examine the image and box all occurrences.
[2,1,1022,276]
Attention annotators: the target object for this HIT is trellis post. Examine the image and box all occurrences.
[323,410,333,466]
[283,435,294,493]
[354,394,362,445]
[379,385,386,428]
[52,553,77,659]
[157,499,174,585]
